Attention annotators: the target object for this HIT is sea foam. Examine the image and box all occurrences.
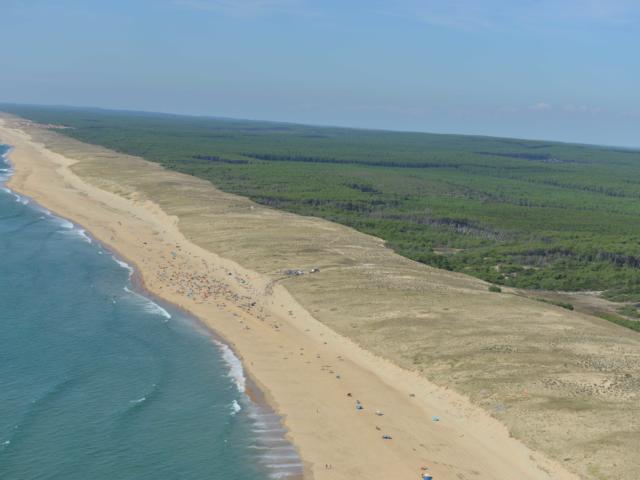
[55,218,74,229]
[0,151,89,242]
[45,215,94,243]
[112,257,134,276]
[214,340,246,393]
[76,229,92,243]
[1,187,29,205]
[0,150,28,204]
[0,167,12,183]
[123,286,172,320]
[230,400,242,415]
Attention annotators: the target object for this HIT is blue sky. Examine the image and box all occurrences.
[1,0,639,146]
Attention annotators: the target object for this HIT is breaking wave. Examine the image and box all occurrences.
[214,340,246,393]
[112,257,134,276]
[123,286,172,320]
[230,399,242,415]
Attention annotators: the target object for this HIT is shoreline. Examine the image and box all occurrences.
[0,152,305,479]
[1,137,312,478]
[124,249,306,477]
[0,116,584,480]
[84,201,310,480]
[0,150,304,478]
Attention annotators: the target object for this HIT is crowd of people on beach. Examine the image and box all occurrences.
[152,244,268,320]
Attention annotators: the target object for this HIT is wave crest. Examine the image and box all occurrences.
[230,400,242,415]
[123,286,172,320]
[214,341,246,393]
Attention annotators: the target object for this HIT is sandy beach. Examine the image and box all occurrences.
[2,112,636,479]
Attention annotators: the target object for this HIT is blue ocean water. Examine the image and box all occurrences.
[0,145,301,479]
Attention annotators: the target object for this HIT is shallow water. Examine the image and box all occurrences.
[0,145,302,479]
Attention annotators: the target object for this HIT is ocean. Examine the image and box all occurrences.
[0,145,302,479]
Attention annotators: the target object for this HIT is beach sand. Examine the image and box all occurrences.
[1,113,637,479]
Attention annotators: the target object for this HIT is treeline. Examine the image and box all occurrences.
[475,151,558,162]
[242,152,461,169]
[511,249,640,269]
[191,154,249,164]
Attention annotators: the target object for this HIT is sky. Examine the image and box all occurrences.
[1,0,639,146]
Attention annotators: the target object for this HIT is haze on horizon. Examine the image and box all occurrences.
[1,0,639,147]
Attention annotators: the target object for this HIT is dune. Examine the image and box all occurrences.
[2,112,638,479]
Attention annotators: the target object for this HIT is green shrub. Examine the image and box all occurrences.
[534,297,574,310]
[616,305,640,318]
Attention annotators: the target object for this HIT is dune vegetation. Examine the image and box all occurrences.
[4,104,640,310]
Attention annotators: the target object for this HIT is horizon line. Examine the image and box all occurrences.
[1,101,638,151]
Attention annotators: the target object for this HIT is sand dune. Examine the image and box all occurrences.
[2,112,638,479]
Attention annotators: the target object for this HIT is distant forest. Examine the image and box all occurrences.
[4,105,640,311]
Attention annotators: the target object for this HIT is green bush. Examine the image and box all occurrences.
[533,297,574,310]
[616,305,640,318]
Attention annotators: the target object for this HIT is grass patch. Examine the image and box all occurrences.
[597,312,640,332]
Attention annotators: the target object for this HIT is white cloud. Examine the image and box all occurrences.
[530,102,552,111]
